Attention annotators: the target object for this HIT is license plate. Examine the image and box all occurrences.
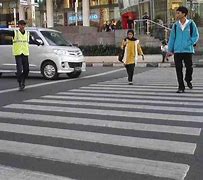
[74,67,81,71]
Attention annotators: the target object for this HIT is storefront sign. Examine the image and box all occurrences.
[68,12,99,24]
[20,0,28,5]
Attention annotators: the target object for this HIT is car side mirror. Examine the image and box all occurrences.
[36,39,44,45]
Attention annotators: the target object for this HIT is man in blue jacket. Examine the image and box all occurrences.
[167,6,199,93]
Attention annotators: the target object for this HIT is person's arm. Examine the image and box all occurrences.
[191,21,199,45]
[137,43,144,60]
[137,43,143,55]
[121,39,127,49]
[168,23,176,53]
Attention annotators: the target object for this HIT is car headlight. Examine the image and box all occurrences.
[78,51,83,56]
[54,49,69,55]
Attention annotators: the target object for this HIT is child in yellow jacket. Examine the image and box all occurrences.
[121,29,144,85]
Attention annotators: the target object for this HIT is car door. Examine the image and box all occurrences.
[0,30,16,71]
[29,31,45,72]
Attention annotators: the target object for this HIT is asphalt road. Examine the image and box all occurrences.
[0,67,202,180]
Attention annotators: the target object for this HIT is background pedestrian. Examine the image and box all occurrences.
[161,39,169,63]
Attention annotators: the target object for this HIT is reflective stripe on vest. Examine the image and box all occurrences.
[12,30,29,56]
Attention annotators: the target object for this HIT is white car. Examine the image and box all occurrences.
[0,27,86,80]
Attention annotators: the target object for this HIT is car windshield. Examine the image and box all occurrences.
[40,31,72,46]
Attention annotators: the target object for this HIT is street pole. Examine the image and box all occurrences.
[13,8,17,27]
[189,0,193,18]
[75,0,78,26]
[30,0,36,26]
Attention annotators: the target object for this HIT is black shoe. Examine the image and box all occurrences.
[187,82,193,89]
[176,89,185,93]
[22,83,25,89]
[18,82,24,91]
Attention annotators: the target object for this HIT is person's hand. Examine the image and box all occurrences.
[166,52,173,57]
[123,40,127,46]
[142,55,144,61]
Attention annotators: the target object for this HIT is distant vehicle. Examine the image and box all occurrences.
[0,27,86,80]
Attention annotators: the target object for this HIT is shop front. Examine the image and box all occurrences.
[0,0,18,27]
[64,0,120,27]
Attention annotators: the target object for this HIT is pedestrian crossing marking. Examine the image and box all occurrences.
[58,91,203,101]
[80,86,203,93]
[0,111,200,136]
[4,103,203,123]
[43,95,203,106]
[70,89,203,97]
[0,140,189,180]
[1,68,203,179]
[89,84,203,89]
[0,122,197,154]
[0,165,74,180]
[25,98,203,113]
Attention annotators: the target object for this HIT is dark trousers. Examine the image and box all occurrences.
[15,54,29,84]
[174,53,193,90]
[125,63,135,82]
[161,52,167,62]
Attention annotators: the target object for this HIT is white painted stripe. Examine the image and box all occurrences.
[70,89,203,97]
[25,99,203,113]
[0,165,74,180]
[0,140,189,180]
[98,82,203,86]
[58,92,203,102]
[43,95,203,106]
[4,104,203,123]
[0,122,197,154]
[0,68,125,94]
[89,84,203,90]
[80,86,203,93]
[0,111,200,136]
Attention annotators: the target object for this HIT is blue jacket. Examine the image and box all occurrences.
[168,19,199,54]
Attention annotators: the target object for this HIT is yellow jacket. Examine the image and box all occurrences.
[121,39,143,65]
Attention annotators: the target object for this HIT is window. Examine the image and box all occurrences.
[40,31,72,46]
[0,30,13,45]
[29,31,42,44]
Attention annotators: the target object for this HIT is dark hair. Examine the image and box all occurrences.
[18,20,26,25]
[127,29,134,36]
[176,6,188,16]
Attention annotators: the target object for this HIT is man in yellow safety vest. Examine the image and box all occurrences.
[12,20,41,91]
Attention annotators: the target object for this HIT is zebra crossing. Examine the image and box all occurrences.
[0,68,202,180]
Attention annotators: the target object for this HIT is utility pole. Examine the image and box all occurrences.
[30,0,36,27]
[75,0,78,26]
[13,7,17,27]
[189,0,193,18]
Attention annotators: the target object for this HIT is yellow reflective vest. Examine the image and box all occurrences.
[12,30,30,56]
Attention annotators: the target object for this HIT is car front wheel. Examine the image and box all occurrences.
[41,61,58,80]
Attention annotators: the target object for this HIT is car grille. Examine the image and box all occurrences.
[68,62,82,68]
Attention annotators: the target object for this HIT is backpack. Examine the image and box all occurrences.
[174,21,196,46]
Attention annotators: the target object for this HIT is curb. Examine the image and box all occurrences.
[86,62,203,68]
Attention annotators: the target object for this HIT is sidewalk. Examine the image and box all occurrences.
[85,54,203,67]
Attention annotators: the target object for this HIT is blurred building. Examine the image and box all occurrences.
[0,0,120,28]
[0,0,202,28]
[118,0,203,28]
